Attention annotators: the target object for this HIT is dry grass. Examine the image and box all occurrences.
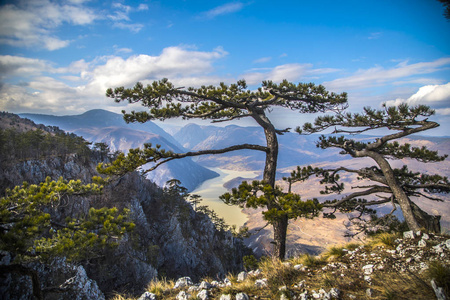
[146,277,175,297]
[368,232,399,249]
[371,270,435,299]
[113,232,449,300]
[110,294,136,300]
[322,245,347,261]
[426,261,450,296]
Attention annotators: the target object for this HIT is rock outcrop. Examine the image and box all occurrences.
[0,119,248,298]
[135,231,449,299]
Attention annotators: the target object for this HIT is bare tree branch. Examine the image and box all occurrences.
[142,144,268,174]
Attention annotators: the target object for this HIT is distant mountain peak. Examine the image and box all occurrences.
[80,109,119,117]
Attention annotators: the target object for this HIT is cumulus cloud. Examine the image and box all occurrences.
[201,2,244,19]
[384,83,450,114]
[324,58,450,90]
[0,0,98,50]
[0,56,51,78]
[85,46,228,92]
[0,46,228,114]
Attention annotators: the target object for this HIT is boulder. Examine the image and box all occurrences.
[237,271,248,282]
[137,292,157,300]
[174,277,193,289]
[197,289,209,300]
[176,290,190,300]
[236,292,249,300]
[403,231,415,239]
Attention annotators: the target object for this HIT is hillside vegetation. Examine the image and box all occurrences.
[117,231,450,300]
[0,114,248,299]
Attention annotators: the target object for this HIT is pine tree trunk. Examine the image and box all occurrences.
[410,201,441,233]
[368,152,421,232]
[255,112,289,259]
[261,121,278,188]
[272,215,289,260]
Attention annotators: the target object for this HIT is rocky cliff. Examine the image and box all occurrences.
[0,116,248,299]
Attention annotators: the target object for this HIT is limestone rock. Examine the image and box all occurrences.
[236,292,249,300]
[431,280,446,300]
[255,278,268,288]
[362,264,374,275]
[329,287,340,299]
[418,239,427,247]
[197,289,209,300]
[174,277,193,289]
[403,231,415,239]
[237,271,248,282]
[199,281,212,290]
[176,290,190,300]
[137,292,157,300]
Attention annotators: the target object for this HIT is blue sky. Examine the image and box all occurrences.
[0,0,449,135]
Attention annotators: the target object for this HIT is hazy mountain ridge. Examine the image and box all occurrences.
[19,110,218,191]
[174,122,450,172]
[174,123,343,171]
[172,122,450,257]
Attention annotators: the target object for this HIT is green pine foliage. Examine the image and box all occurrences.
[0,128,93,164]
[295,104,449,233]
[220,180,322,224]
[0,176,134,263]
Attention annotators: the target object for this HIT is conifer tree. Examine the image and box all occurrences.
[295,104,449,233]
[99,78,347,259]
[0,177,134,299]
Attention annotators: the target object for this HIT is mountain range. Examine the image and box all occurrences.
[20,109,218,191]
[19,109,450,255]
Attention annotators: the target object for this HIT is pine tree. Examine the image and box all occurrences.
[295,104,449,233]
[0,176,134,299]
[99,78,347,259]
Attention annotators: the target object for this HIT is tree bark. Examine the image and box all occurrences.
[272,215,288,260]
[410,201,441,233]
[254,112,289,259]
[367,152,421,232]
[262,126,279,187]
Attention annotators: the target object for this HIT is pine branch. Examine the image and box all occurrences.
[322,185,391,207]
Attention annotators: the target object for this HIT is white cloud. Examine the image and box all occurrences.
[85,46,228,92]
[392,78,445,86]
[115,47,133,54]
[0,0,98,50]
[324,58,450,90]
[201,2,244,19]
[109,2,132,21]
[112,22,144,33]
[108,2,148,32]
[242,63,339,85]
[0,47,229,115]
[138,4,149,11]
[253,57,272,64]
[0,55,51,78]
[384,83,450,113]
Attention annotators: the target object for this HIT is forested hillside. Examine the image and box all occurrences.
[20,110,219,191]
[0,113,248,299]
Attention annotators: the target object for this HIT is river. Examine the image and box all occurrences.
[191,168,259,227]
